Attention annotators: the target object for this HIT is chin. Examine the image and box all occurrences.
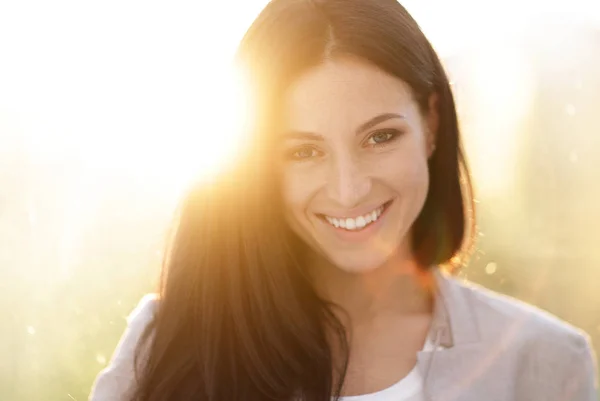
[324,250,392,275]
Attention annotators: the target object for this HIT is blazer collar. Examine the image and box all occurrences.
[430,267,482,347]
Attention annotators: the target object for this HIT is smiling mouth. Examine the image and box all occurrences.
[317,200,393,231]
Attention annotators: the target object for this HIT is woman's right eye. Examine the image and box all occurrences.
[286,146,321,161]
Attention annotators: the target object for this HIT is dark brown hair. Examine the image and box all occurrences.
[130,1,473,400]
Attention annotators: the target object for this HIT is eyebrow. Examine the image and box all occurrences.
[356,113,405,135]
[283,112,405,141]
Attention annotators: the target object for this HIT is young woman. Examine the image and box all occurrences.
[89,1,597,400]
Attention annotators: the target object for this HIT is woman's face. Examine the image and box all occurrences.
[279,58,437,273]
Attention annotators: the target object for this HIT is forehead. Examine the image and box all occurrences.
[282,58,416,133]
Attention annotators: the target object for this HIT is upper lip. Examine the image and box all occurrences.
[316,200,392,219]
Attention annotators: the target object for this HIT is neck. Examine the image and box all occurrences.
[312,250,435,324]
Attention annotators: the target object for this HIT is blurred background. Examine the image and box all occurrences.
[0,0,599,400]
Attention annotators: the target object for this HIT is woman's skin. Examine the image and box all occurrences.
[279,57,440,396]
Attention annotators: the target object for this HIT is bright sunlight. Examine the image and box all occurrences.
[0,0,265,199]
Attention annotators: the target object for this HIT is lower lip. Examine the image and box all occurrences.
[319,201,393,243]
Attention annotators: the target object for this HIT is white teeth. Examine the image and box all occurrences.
[323,204,388,231]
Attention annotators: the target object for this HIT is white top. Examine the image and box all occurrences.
[338,338,440,401]
[338,364,424,401]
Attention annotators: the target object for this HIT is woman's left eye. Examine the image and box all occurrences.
[365,129,399,146]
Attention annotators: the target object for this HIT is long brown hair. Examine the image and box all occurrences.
[131,1,473,400]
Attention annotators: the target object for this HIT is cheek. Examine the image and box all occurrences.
[281,167,322,217]
[404,157,430,212]
[407,154,430,186]
[380,144,430,195]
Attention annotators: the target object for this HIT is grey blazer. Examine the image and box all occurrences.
[89,269,598,400]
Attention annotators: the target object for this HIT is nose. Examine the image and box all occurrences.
[325,154,372,209]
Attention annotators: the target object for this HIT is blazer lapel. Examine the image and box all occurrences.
[416,268,493,401]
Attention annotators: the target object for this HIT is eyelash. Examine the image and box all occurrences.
[285,129,402,162]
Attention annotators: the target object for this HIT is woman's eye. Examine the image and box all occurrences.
[366,129,398,146]
[287,146,320,161]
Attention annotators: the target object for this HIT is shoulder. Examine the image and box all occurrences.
[126,293,159,329]
[442,273,598,396]
[449,275,590,350]
[89,294,159,401]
